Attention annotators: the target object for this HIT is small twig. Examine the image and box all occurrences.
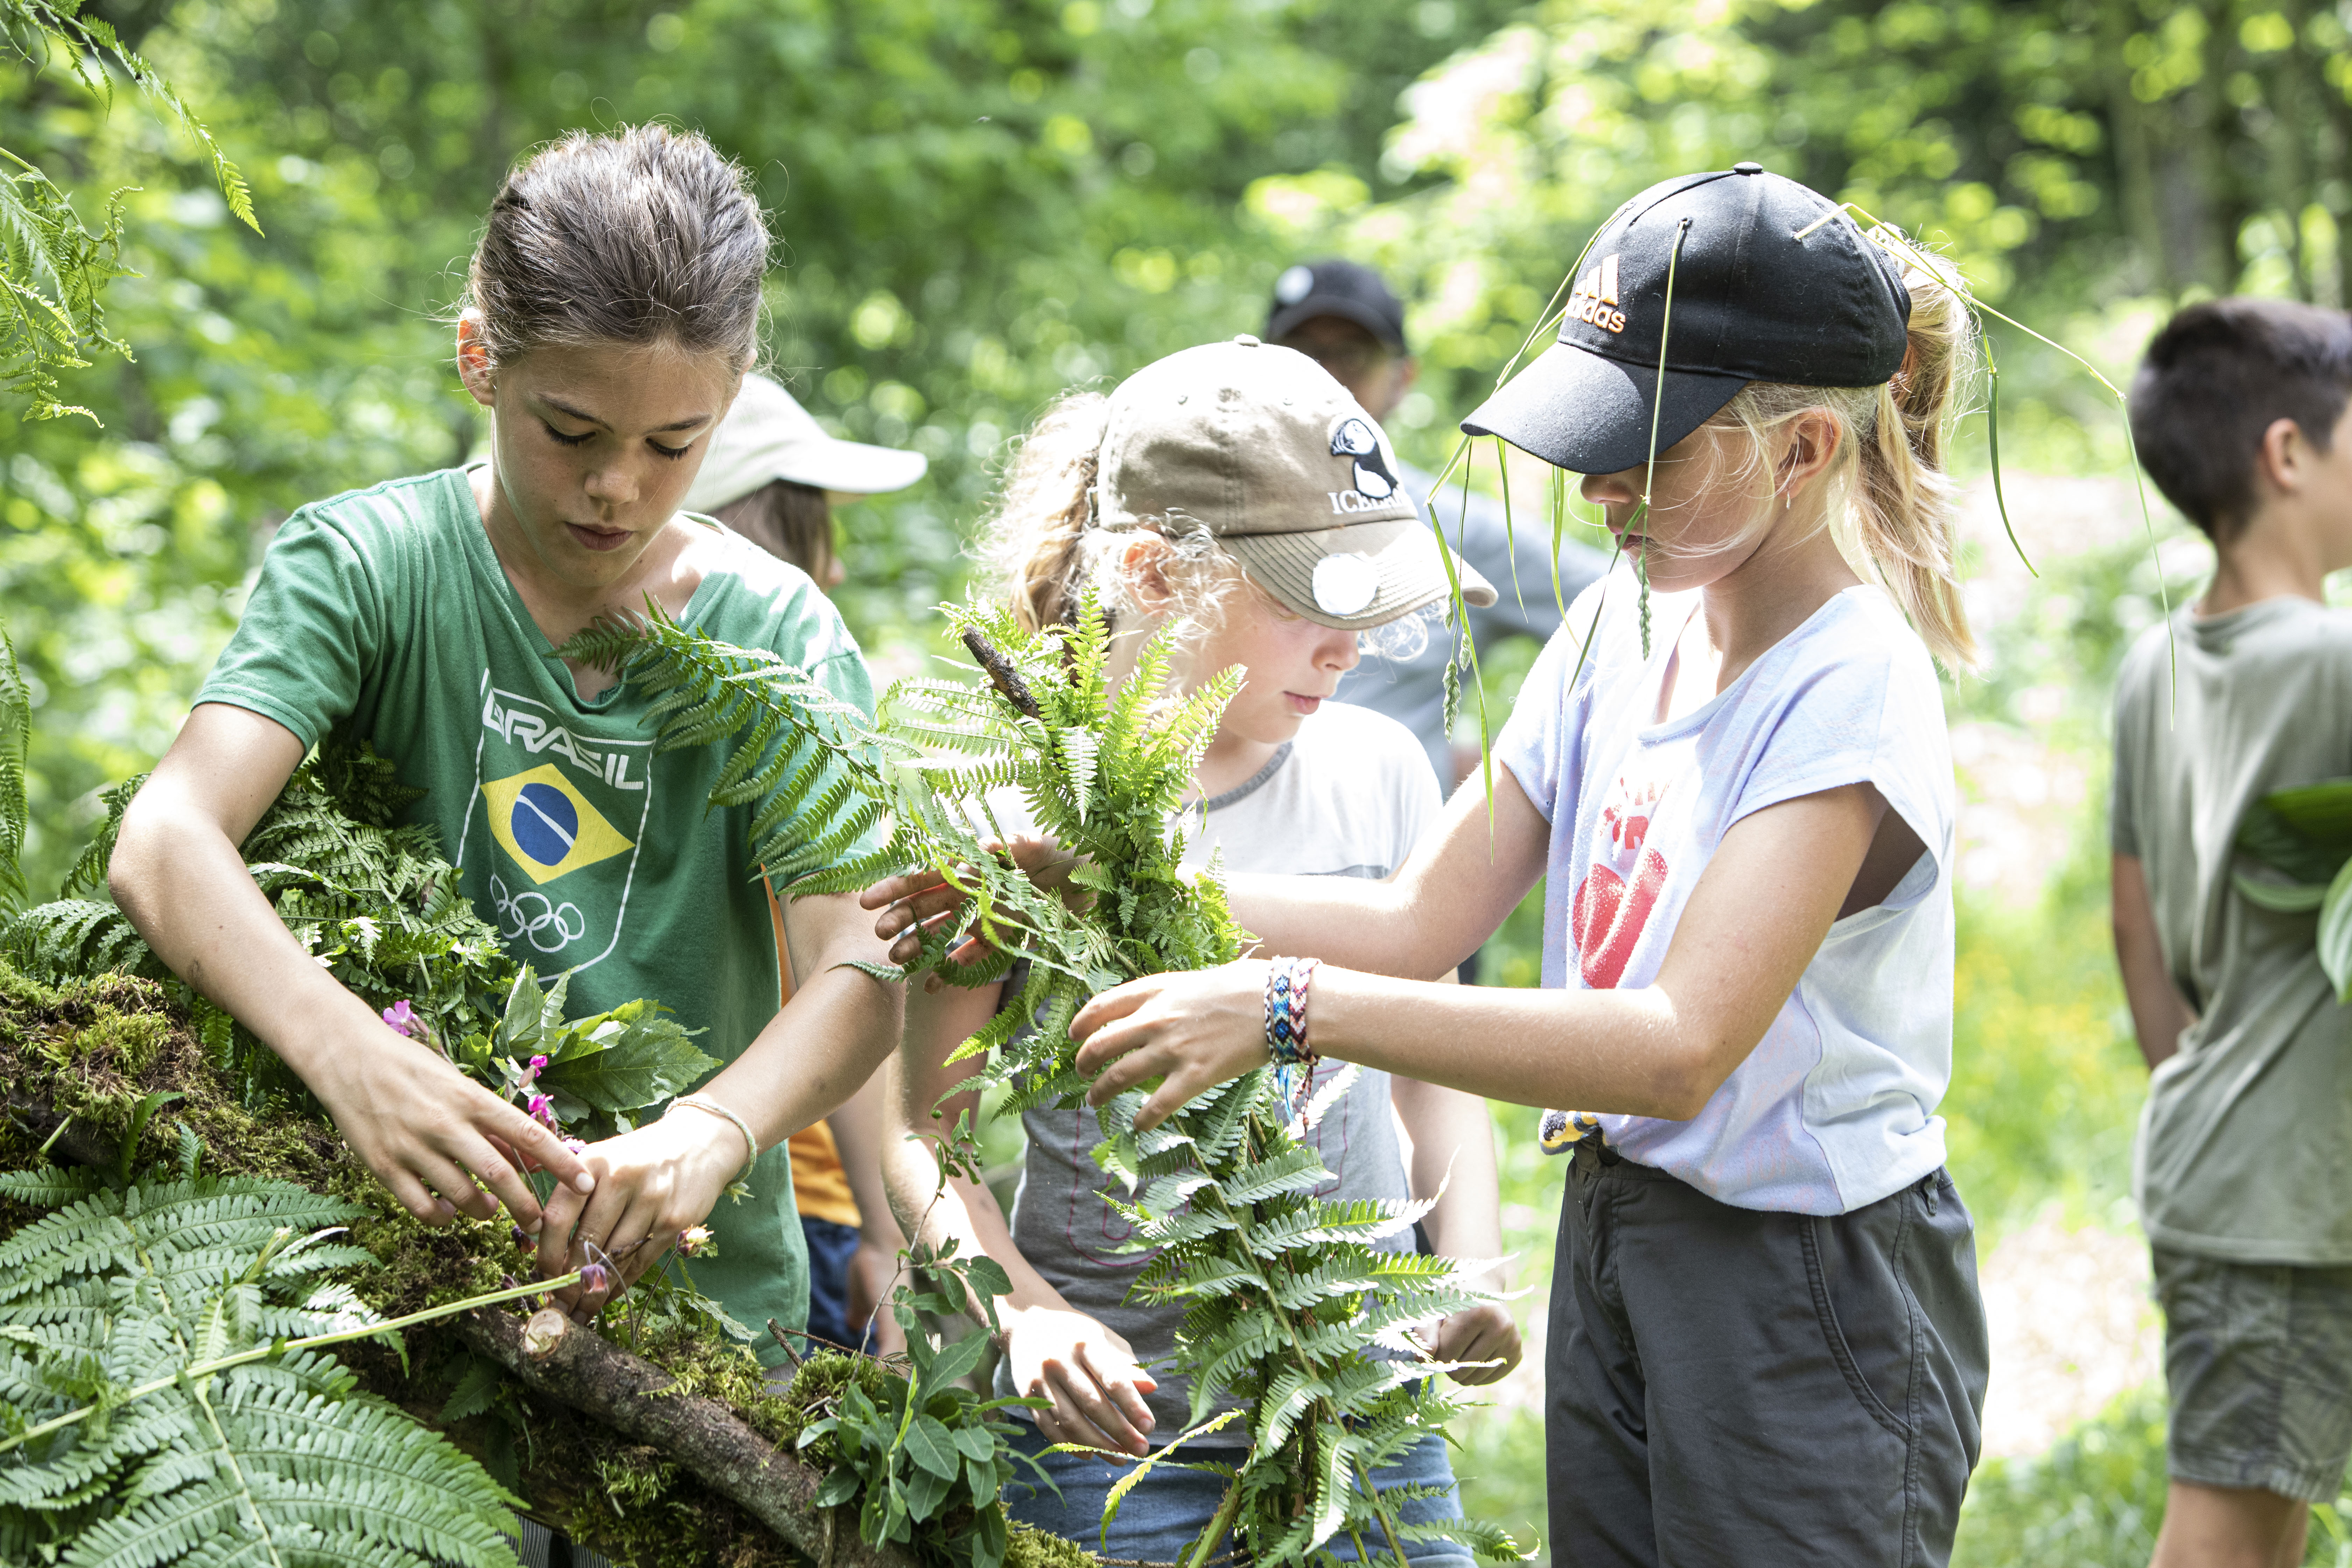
[767,1316,806,1367]
[961,628,1042,720]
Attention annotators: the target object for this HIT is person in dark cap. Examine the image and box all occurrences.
[1267,259,1609,798]
[998,166,1990,1566]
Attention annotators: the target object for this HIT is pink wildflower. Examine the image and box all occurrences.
[380,1000,420,1038]
[526,1092,557,1130]
[579,1262,610,1294]
[562,1137,587,1155]
[524,1054,548,1082]
[678,1225,714,1258]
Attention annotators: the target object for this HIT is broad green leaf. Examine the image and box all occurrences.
[902,1413,961,1482]
[2237,784,2352,887]
[926,1330,989,1390]
[902,1455,954,1521]
[2232,873,2328,914]
[533,1015,718,1113]
[2318,858,2352,1002]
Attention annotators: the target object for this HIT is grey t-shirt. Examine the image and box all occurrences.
[989,701,1443,1441]
[1335,460,1610,788]
[2114,600,2352,1264]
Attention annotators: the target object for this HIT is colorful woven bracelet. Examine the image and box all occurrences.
[1262,956,1322,1068]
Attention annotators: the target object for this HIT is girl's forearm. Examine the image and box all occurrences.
[1222,872,1454,976]
[706,964,902,1153]
[877,1115,1075,1325]
[113,789,383,1088]
[1390,1078,1505,1265]
[1316,970,1705,1120]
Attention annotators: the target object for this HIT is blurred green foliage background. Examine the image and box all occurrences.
[11,0,2352,1559]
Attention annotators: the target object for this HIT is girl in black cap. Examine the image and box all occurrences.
[875,166,1989,1566]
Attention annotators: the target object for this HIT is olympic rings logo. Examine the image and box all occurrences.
[490,875,588,953]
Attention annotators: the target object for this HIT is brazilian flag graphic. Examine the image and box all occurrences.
[481,764,635,886]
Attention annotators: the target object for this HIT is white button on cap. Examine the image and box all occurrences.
[1233,333,1261,347]
[1312,552,1380,617]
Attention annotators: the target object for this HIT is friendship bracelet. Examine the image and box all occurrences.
[668,1094,759,1183]
[1263,957,1322,1070]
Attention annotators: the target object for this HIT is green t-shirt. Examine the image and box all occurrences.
[2113,599,2352,1265]
[198,467,879,1359]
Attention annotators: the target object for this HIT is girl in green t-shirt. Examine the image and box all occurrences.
[108,125,903,1332]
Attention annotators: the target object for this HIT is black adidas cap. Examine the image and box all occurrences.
[1463,165,1913,475]
[1265,259,1409,354]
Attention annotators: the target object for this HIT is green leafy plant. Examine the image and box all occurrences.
[790,1238,1039,1568]
[2230,778,2352,998]
[2,1,259,420]
[0,1164,572,1567]
[566,600,1516,1568]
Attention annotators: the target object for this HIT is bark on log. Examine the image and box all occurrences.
[460,1306,923,1568]
[3,1088,118,1170]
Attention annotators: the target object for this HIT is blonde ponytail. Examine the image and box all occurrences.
[1852,261,1979,672]
[980,392,1110,632]
[1710,257,1980,672]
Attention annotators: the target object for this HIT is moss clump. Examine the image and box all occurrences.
[769,1349,900,1459]
[1005,1525,1098,1568]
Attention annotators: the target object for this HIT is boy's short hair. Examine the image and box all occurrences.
[2129,297,2352,542]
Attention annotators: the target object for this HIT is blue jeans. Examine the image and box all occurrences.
[800,1215,869,1352]
[1005,1420,1475,1566]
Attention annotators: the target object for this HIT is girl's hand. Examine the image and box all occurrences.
[1425,1303,1523,1386]
[533,1111,742,1320]
[1000,1304,1159,1457]
[861,835,1090,970]
[1070,961,1274,1131]
[308,1026,594,1230]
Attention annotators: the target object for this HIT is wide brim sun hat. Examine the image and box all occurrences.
[1096,335,1494,631]
[1463,163,1913,476]
[684,372,929,512]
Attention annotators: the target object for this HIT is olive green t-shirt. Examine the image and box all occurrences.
[197,468,880,1359]
[2114,599,2352,1264]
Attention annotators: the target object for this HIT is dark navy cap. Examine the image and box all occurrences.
[1265,258,1409,354]
[1463,165,1913,475]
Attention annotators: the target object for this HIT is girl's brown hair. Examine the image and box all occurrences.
[714,480,835,583]
[980,392,1240,638]
[1713,251,1979,671]
[463,124,769,370]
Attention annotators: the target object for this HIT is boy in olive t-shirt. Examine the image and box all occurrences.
[198,467,883,1363]
[2113,298,2352,1565]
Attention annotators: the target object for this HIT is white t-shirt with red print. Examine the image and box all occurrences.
[1496,568,1958,1216]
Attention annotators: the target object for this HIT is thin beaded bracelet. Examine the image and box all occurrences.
[667,1094,758,1183]
[1263,956,1322,1069]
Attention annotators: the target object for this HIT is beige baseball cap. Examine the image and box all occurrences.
[1096,337,1495,630]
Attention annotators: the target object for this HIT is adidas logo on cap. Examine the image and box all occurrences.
[1570,254,1626,335]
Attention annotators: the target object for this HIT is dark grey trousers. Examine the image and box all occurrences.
[1548,1144,1988,1567]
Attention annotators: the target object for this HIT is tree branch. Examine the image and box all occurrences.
[460,1306,922,1568]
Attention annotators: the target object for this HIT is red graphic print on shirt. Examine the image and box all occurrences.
[1573,776,1671,989]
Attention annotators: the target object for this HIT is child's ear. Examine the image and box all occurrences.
[1779,407,1844,495]
[1120,533,1179,617]
[456,316,496,409]
[2254,416,2305,498]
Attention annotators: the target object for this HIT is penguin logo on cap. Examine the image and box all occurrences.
[1329,416,1399,503]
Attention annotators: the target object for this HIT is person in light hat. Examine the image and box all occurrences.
[683,370,925,1361]
[876,336,1517,1565]
[683,370,927,588]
